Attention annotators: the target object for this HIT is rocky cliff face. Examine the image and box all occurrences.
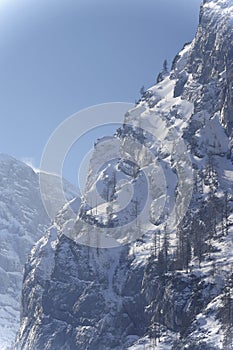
[16,1,233,349]
[0,155,77,349]
[187,0,233,133]
[0,155,51,349]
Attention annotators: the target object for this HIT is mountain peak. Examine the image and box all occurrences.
[204,0,233,5]
[0,153,22,164]
[203,0,233,12]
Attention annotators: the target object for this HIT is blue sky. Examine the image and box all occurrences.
[0,0,201,188]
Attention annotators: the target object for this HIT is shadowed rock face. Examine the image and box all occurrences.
[17,230,147,350]
[187,0,233,133]
[15,2,233,349]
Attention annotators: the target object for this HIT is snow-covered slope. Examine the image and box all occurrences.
[15,0,233,349]
[0,154,77,349]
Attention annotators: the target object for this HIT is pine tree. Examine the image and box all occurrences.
[176,225,192,272]
[163,59,168,73]
[156,59,169,83]
[163,225,169,273]
[153,230,159,259]
[222,280,233,349]
[224,191,230,236]
[192,212,205,267]
[111,171,117,197]
[156,227,169,277]
[140,85,145,96]
[157,249,166,277]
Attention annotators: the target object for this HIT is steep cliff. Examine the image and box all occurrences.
[0,155,77,349]
[0,155,51,349]
[16,1,233,349]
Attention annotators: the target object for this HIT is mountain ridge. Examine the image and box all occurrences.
[0,154,78,349]
[15,1,233,349]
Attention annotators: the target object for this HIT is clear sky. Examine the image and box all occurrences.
[0,0,202,188]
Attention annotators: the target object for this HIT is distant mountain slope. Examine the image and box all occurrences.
[0,154,77,349]
[15,1,233,349]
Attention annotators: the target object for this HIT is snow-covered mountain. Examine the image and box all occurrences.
[15,0,233,349]
[0,154,77,349]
